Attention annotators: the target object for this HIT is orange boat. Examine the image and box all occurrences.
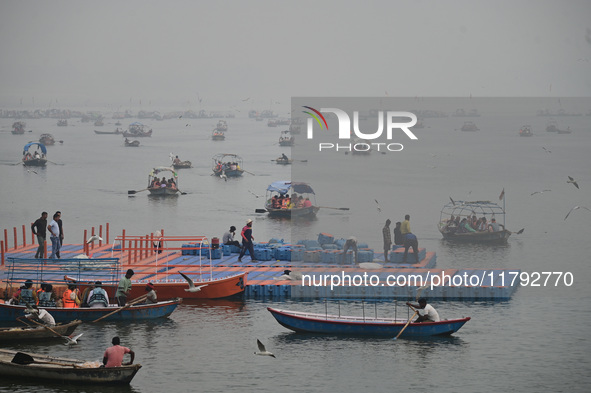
[128,272,247,299]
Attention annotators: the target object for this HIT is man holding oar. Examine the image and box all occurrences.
[115,269,134,306]
[405,298,440,323]
[17,305,56,326]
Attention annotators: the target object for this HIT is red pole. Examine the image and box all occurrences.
[128,240,132,265]
[145,235,149,259]
[106,223,110,244]
[13,227,17,250]
[84,229,88,255]
[44,239,48,259]
[99,225,103,247]
[122,229,126,251]
[150,233,154,256]
[91,227,95,250]
[22,225,26,248]
[134,239,138,263]
[31,222,35,244]
[3,229,7,252]
[1,240,4,266]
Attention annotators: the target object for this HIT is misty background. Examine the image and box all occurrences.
[1,0,591,110]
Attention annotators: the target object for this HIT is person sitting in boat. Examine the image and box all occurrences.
[34,151,41,159]
[459,218,476,233]
[62,284,81,308]
[173,156,181,165]
[303,197,312,208]
[88,281,109,308]
[24,152,32,161]
[488,217,501,232]
[281,153,288,161]
[15,279,37,306]
[230,162,237,171]
[215,161,223,172]
[38,283,58,307]
[271,195,280,209]
[282,194,290,209]
[145,283,158,304]
[296,196,304,208]
[477,217,488,232]
[17,305,56,326]
[151,178,160,188]
[406,298,440,322]
[103,336,135,368]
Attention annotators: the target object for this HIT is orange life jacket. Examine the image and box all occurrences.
[62,289,79,308]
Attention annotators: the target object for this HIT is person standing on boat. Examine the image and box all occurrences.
[47,212,61,259]
[115,269,135,306]
[88,281,110,308]
[238,219,256,262]
[341,236,358,264]
[55,211,64,258]
[31,212,48,259]
[406,298,440,322]
[103,336,135,367]
[394,222,404,246]
[223,226,240,247]
[383,219,392,262]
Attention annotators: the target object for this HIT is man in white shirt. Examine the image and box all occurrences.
[47,213,61,259]
[406,298,440,322]
[18,305,56,326]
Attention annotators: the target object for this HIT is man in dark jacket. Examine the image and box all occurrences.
[31,212,48,258]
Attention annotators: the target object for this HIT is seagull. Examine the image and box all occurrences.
[564,206,591,220]
[530,190,551,196]
[567,176,580,189]
[179,272,208,292]
[86,235,103,244]
[255,339,275,358]
[374,199,381,212]
[516,228,525,234]
[63,333,83,345]
[542,147,551,153]
[248,190,263,198]
[242,97,250,102]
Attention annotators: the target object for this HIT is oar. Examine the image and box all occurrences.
[317,206,350,211]
[255,209,268,213]
[91,294,148,323]
[47,160,64,165]
[243,170,256,176]
[128,188,149,194]
[393,310,418,340]
[11,352,81,367]
[26,318,64,338]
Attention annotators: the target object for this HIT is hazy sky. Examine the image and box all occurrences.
[1,0,590,109]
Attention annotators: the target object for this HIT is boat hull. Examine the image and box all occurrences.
[0,320,82,342]
[22,158,47,167]
[268,308,470,337]
[122,131,152,137]
[148,187,179,196]
[212,135,225,140]
[94,130,121,135]
[173,161,192,169]
[213,169,243,177]
[0,299,181,322]
[0,349,141,384]
[266,206,319,218]
[439,229,511,244]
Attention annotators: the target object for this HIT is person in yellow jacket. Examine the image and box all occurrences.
[62,284,81,308]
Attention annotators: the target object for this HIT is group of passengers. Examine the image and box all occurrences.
[150,177,177,189]
[215,161,240,172]
[443,214,503,234]
[269,193,312,210]
[23,150,45,161]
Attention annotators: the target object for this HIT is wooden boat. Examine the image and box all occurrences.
[212,153,244,177]
[263,181,319,218]
[278,130,295,146]
[215,120,228,132]
[519,125,533,137]
[0,348,141,384]
[0,320,82,342]
[438,200,511,244]
[123,129,152,137]
[39,133,55,145]
[123,122,152,137]
[147,167,181,196]
[546,119,558,132]
[172,160,192,169]
[57,119,68,127]
[461,121,479,132]
[22,142,48,167]
[124,138,140,147]
[94,118,104,126]
[557,126,572,134]
[268,308,471,337]
[94,128,122,135]
[212,130,225,140]
[0,299,181,322]
[12,121,26,135]
[274,156,292,165]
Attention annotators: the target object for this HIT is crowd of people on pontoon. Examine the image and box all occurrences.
[23,150,45,161]
[149,177,177,189]
[441,214,504,234]
[268,193,312,210]
[215,161,240,172]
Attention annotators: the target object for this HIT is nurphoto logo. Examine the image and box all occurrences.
[303,106,418,153]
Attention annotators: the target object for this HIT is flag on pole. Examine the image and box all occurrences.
[499,188,505,201]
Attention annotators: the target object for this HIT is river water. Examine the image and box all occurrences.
[0,98,590,392]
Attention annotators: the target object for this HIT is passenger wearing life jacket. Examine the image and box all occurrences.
[88,281,109,308]
[17,280,37,306]
[38,283,57,307]
[62,284,81,308]
[36,283,48,305]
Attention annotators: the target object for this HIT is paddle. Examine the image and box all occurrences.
[317,206,350,211]
[255,209,268,213]
[243,170,256,176]
[11,352,80,367]
[47,160,64,165]
[128,188,149,194]
[90,294,148,323]
[393,310,418,340]
[26,318,64,338]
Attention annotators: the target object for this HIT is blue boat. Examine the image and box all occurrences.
[267,307,470,337]
[0,299,181,323]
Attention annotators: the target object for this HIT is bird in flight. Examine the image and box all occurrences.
[255,339,276,358]
[86,235,103,244]
[179,272,208,292]
[374,199,381,212]
[564,206,591,220]
[248,190,263,198]
[567,176,579,189]
[530,190,551,196]
[242,97,250,102]
[542,147,551,153]
[63,333,83,345]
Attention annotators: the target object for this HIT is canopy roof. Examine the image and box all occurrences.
[23,142,47,155]
[267,181,314,195]
[149,167,178,178]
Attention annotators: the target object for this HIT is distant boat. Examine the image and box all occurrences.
[212,130,225,140]
[39,133,55,145]
[263,181,319,218]
[22,142,48,167]
[147,167,181,196]
[546,119,558,132]
[461,121,479,132]
[94,128,122,135]
[11,121,26,135]
[57,119,68,127]
[519,125,533,137]
[0,320,81,342]
[94,118,104,126]
[438,200,511,244]
[215,120,228,132]
[212,153,244,177]
[123,122,152,137]
[124,138,140,147]
[278,130,295,146]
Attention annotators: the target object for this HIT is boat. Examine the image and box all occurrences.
[172,155,192,169]
[274,156,293,165]
[263,181,319,218]
[147,167,181,196]
[267,307,470,337]
[39,133,55,145]
[437,200,511,244]
[212,153,244,177]
[57,119,68,127]
[461,121,479,132]
[94,128,122,135]
[0,348,141,384]
[546,119,558,132]
[94,118,104,127]
[0,320,82,342]
[22,142,48,167]
[519,125,533,137]
[215,120,228,132]
[212,129,226,140]
[122,122,152,137]
[12,121,26,135]
[0,299,181,323]
[278,130,295,146]
[557,126,572,134]
[124,138,140,147]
